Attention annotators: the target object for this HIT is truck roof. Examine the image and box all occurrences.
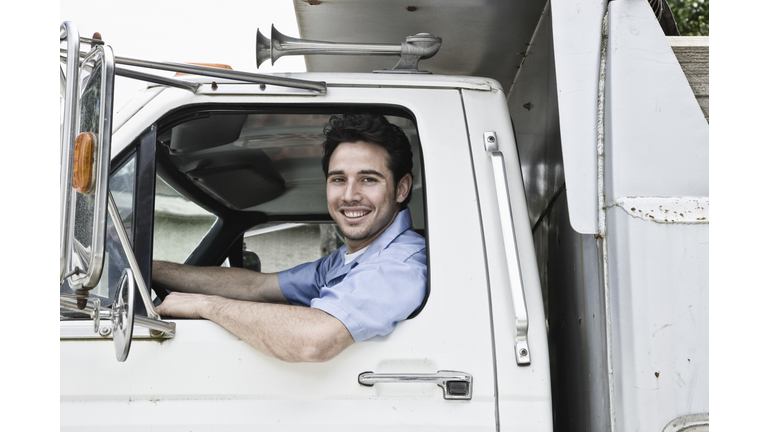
[139,72,501,92]
[292,0,549,93]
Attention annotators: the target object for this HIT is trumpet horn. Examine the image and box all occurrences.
[255,28,272,67]
[256,25,442,73]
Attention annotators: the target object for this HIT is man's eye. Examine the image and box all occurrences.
[362,177,377,182]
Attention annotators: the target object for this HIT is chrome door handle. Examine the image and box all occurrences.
[484,131,531,366]
[358,370,473,400]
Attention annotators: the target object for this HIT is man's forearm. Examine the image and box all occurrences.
[156,292,354,362]
[152,261,286,303]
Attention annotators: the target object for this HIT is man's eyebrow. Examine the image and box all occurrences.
[358,170,385,178]
[327,169,386,178]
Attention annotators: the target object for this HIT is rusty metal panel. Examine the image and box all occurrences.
[606,205,709,432]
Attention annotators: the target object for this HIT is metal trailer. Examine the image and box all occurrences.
[291,1,708,430]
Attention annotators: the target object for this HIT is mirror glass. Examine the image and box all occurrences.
[70,59,102,272]
[67,45,114,290]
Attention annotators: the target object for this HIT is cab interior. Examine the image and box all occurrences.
[62,105,428,316]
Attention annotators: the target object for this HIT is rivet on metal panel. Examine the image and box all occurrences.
[99,326,111,337]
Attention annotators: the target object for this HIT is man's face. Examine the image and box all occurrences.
[326,141,412,253]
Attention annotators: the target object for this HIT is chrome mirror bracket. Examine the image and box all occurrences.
[61,295,177,338]
[60,294,102,333]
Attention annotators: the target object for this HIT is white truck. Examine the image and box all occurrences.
[59,1,708,430]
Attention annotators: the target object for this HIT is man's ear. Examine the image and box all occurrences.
[395,173,413,204]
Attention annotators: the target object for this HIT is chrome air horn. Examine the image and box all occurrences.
[256,25,441,74]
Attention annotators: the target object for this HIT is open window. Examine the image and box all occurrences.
[151,107,427,306]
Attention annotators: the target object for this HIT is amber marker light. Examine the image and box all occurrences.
[72,132,97,194]
[174,63,233,76]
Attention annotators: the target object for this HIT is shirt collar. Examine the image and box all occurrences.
[353,208,413,264]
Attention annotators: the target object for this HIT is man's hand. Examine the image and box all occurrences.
[155,292,212,319]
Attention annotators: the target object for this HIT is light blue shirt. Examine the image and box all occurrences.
[278,208,427,342]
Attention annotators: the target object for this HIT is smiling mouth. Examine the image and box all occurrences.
[342,210,371,219]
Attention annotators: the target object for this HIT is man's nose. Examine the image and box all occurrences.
[342,181,362,202]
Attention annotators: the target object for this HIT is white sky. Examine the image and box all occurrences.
[60,0,306,110]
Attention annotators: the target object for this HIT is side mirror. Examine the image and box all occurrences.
[58,22,175,363]
[60,22,115,300]
[112,268,136,362]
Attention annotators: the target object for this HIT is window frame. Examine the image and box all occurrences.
[147,103,430,317]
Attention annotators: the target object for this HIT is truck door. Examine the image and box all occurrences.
[61,88,502,430]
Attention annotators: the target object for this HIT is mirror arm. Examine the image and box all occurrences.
[60,296,176,338]
[115,66,200,92]
[107,191,162,321]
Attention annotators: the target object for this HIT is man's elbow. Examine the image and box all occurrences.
[295,339,349,363]
[266,310,355,362]
[291,326,354,362]
[292,311,355,362]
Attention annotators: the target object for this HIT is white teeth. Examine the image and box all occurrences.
[344,210,368,218]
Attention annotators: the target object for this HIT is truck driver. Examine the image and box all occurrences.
[152,113,427,362]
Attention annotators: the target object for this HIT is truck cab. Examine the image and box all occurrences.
[59,23,551,430]
[60,0,709,428]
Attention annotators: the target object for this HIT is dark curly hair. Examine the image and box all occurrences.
[321,113,414,207]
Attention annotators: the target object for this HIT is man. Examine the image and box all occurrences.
[153,113,427,363]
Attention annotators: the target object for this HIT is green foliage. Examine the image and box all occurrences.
[667,0,709,36]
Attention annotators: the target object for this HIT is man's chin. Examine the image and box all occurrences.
[339,227,371,243]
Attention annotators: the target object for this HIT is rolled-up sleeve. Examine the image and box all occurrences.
[278,257,331,307]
